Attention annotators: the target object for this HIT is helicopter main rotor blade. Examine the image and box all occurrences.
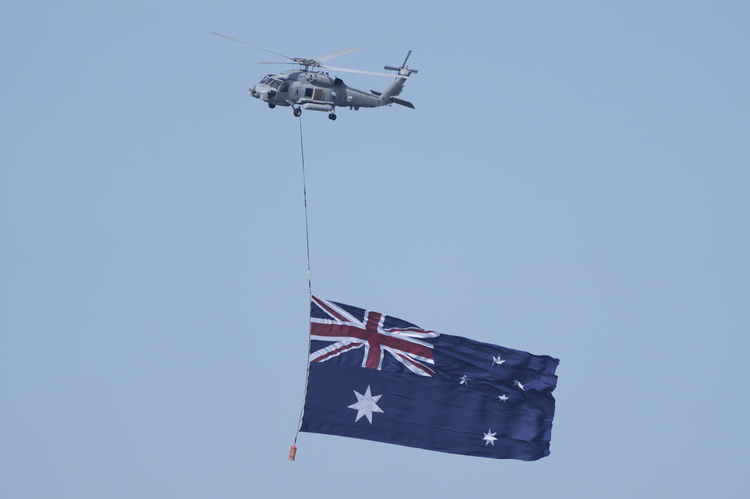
[209,32,294,61]
[322,65,408,78]
[315,47,360,64]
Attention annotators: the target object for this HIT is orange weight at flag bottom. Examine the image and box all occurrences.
[288,445,297,461]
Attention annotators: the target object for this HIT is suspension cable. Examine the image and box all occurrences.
[291,114,312,460]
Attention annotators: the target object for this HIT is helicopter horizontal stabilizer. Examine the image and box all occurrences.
[390,97,415,109]
[370,90,382,96]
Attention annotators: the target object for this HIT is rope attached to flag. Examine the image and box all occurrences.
[291,115,314,461]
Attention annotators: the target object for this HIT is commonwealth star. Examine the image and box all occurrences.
[348,385,384,424]
[482,429,498,446]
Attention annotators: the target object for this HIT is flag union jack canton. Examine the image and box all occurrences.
[300,296,560,461]
[309,295,438,376]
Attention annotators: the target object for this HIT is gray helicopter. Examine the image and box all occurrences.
[210,32,417,120]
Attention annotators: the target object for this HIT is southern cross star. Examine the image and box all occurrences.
[491,355,505,366]
[498,393,509,402]
[513,380,525,391]
[483,429,498,446]
[348,385,384,424]
[459,375,471,385]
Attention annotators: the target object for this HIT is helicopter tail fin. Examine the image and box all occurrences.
[379,75,408,100]
[376,80,415,109]
[377,51,416,108]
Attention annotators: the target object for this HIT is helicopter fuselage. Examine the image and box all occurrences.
[209,33,416,119]
[248,68,413,119]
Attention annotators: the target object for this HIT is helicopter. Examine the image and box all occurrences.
[210,32,417,120]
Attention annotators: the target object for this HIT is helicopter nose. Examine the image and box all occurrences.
[259,90,276,102]
[255,89,276,102]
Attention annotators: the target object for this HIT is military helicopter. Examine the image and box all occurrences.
[210,32,417,120]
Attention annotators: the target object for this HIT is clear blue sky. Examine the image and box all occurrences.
[2,1,749,497]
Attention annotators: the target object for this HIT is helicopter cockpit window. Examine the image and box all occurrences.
[261,76,272,84]
[270,80,281,89]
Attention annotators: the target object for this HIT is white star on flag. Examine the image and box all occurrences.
[514,380,525,391]
[482,429,498,446]
[498,393,509,402]
[348,385,384,424]
[492,355,505,366]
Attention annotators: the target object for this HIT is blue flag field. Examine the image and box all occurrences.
[299,296,560,461]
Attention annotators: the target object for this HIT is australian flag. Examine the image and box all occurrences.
[299,296,560,461]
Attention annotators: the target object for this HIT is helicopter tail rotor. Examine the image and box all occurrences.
[384,50,418,76]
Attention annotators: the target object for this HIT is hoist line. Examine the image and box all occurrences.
[293,114,313,450]
[299,115,312,297]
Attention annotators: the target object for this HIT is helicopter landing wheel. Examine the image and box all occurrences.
[328,113,337,121]
[268,103,276,109]
[293,107,302,117]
